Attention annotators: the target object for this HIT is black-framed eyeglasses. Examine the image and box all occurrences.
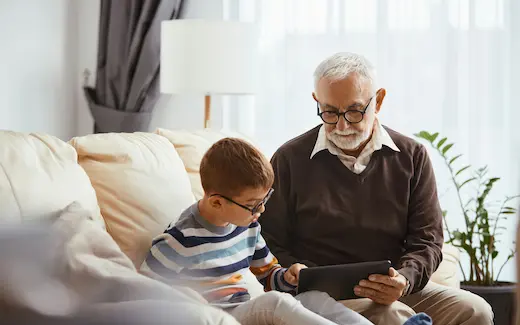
[317,96,374,124]
[210,188,274,215]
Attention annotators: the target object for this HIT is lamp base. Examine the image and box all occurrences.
[204,95,211,128]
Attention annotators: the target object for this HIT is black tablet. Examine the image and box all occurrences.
[297,260,392,300]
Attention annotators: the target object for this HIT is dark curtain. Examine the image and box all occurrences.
[84,0,184,133]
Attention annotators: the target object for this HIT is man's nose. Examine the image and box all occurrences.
[335,114,349,131]
[257,204,266,214]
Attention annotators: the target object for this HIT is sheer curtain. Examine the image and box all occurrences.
[223,0,520,281]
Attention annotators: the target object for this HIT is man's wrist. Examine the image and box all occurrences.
[397,267,414,296]
[401,276,410,297]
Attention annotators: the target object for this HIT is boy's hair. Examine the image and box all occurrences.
[200,138,274,197]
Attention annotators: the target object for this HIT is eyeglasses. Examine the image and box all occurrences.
[317,96,374,124]
[210,188,274,215]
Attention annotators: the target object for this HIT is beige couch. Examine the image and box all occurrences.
[0,128,460,319]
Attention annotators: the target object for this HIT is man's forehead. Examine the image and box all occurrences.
[317,75,372,100]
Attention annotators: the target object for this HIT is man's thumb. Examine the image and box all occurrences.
[389,267,399,277]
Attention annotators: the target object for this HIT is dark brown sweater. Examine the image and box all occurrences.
[260,125,443,295]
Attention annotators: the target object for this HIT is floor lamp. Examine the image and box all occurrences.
[160,19,259,129]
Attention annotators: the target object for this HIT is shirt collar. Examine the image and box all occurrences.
[310,119,400,159]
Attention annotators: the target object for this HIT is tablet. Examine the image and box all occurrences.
[297,260,392,300]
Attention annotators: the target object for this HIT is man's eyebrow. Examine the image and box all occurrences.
[322,102,364,110]
[322,103,340,111]
[347,101,364,108]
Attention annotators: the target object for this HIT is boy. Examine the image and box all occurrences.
[141,137,372,325]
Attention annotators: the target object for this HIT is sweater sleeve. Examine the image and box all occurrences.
[140,231,186,285]
[259,150,318,268]
[398,145,444,295]
[250,231,296,292]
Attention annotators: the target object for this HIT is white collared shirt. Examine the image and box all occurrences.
[310,119,400,174]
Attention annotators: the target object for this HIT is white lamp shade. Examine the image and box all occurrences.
[160,19,259,95]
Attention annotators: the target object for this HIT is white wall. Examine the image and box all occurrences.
[0,0,78,140]
[76,0,226,136]
[75,0,99,136]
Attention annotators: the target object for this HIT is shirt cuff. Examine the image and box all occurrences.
[278,268,297,292]
[397,267,414,296]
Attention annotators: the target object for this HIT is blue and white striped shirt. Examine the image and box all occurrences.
[140,202,295,307]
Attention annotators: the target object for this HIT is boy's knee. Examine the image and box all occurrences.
[255,291,296,307]
[296,290,335,305]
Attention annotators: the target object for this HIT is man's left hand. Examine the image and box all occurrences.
[354,267,407,305]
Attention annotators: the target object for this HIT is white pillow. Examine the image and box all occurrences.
[0,131,103,226]
[69,132,195,267]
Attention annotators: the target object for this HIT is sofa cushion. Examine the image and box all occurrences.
[0,131,103,226]
[154,128,253,200]
[69,132,195,268]
[430,243,460,288]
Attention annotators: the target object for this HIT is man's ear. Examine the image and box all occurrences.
[375,88,386,114]
[312,92,318,102]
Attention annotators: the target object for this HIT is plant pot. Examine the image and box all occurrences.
[461,282,516,325]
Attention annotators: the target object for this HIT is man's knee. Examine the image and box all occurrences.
[376,301,416,323]
[341,298,415,324]
[458,291,494,323]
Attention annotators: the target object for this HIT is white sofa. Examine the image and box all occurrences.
[0,128,460,321]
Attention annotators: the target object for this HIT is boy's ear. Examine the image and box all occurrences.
[208,196,223,209]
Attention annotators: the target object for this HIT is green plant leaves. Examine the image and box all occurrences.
[437,137,447,149]
[442,143,454,156]
[449,154,462,165]
[458,177,476,189]
[456,165,470,176]
[414,131,433,142]
[414,130,520,285]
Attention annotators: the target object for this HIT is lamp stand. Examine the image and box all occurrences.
[204,95,211,128]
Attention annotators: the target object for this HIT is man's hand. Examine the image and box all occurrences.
[354,267,408,305]
[283,263,308,286]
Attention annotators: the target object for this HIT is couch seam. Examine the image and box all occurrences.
[0,161,22,218]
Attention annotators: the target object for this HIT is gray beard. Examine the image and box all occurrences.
[327,129,371,151]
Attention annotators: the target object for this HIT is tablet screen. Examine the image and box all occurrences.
[297,260,392,300]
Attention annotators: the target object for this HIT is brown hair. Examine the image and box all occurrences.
[200,137,274,197]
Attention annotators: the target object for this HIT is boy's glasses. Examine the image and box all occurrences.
[211,188,274,215]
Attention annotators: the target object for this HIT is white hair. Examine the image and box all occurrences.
[313,52,377,92]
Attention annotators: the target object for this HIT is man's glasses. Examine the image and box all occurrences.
[317,96,374,124]
[210,188,274,215]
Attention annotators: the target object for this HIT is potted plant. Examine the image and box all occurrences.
[415,131,519,325]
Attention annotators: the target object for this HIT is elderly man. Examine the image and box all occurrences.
[259,52,493,325]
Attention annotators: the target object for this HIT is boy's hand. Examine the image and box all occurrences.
[283,263,307,286]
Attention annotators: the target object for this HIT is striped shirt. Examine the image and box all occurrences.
[310,119,400,174]
[140,202,295,308]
